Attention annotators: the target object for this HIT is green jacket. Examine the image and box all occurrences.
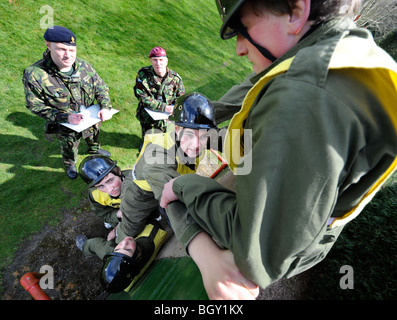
[212,72,255,123]
[134,130,200,197]
[116,169,159,239]
[116,131,201,241]
[23,49,112,125]
[134,66,185,113]
[168,18,397,288]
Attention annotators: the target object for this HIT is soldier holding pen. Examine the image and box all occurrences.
[23,26,114,179]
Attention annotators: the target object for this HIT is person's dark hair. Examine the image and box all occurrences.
[248,0,344,23]
[110,165,123,178]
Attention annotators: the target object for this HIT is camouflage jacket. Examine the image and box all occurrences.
[133,65,185,115]
[22,49,112,124]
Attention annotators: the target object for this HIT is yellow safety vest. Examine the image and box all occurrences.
[133,131,200,192]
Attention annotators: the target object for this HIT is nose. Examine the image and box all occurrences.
[120,237,134,248]
[124,237,136,251]
[64,50,71,59]
[236,34,248,57]
[102,184,113,195]
[190,135,200,149]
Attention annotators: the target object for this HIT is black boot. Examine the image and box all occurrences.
[65,163,78,179]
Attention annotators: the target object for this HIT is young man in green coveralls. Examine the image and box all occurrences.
[160,0,397,299]
[78,155,158,239]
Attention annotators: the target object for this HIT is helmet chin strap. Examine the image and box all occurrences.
[235,21,277,63]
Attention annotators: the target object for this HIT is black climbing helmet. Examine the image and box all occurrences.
[99,252,142,293]
[169,92,217,130]
[78,155,117,188]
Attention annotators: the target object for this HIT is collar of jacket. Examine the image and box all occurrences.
[149,65,170,81]
[132,131,201,192]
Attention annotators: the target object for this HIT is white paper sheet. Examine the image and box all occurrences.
[144,107,169,120]
[60,104,119,132]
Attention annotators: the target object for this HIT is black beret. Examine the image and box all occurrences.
[44,26,76,46]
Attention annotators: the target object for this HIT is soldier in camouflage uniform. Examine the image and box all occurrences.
[134,46,185,140]
[22,26,114,179]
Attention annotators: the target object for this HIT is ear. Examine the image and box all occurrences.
[45,40,52,50]
[288,0,311,35]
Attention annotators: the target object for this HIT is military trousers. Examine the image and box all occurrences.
[54,123,101,166]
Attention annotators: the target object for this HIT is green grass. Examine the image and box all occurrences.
[0,0,250,293]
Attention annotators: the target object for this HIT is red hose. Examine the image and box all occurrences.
[209,149,228,178]
[20,272,51,300]
[210,163,228,178]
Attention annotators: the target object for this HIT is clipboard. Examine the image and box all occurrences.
[60,104,119,133]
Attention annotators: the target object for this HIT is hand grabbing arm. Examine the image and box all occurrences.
[160,178,179,208]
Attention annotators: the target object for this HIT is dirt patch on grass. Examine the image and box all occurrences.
[1,199,109,300]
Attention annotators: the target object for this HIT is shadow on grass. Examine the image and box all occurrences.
[5,111,142,153]
[304,182,397,299]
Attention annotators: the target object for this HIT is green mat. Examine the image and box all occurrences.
[108,257,208,300]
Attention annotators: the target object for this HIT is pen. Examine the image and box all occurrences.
[74,111,84,120]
